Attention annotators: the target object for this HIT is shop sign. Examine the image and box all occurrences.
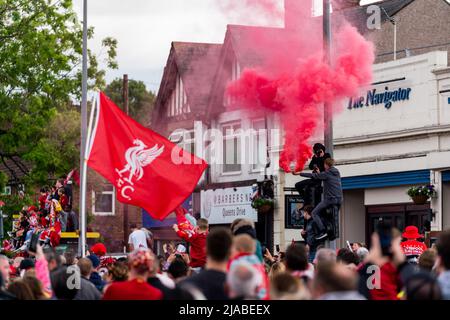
[348,86,412,110]
[201,186,258,224]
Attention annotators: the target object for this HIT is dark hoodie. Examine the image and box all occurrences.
[300,166,343,202]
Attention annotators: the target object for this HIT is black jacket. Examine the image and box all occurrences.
[308,153,331,172]
[303,218,321,248]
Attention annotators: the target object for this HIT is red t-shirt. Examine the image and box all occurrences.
[369,262,401,300]
[59,195,69,209]
[177,231,207,268]
[39,194,47,210]
[102,279,163,300]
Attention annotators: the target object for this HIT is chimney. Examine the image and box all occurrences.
[284,0,313,30]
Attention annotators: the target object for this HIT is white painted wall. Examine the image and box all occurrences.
[364,186,413,205]
[341,190,366,244]
[334,51,448,140]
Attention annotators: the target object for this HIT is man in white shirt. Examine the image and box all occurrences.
[128,223,149,251]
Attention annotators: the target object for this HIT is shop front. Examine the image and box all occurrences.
[333,51,450,246]
[200,182,274,251]
[282,51,450,248]
[142,195,194,255]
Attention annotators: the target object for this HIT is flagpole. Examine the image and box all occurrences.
[79,0,88,257]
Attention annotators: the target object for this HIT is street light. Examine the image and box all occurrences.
[79,0,88,257]
[323,0,333,157]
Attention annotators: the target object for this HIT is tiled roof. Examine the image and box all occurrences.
[226,25,286,69]
[340,0,415,34]
[172,42,222,113]
[0,156,30,184]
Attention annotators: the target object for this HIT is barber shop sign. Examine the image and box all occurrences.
[348,86,412,110]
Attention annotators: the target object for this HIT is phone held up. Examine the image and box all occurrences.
[28,232,40,253]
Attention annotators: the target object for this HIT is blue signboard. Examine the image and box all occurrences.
[142,195,193,228]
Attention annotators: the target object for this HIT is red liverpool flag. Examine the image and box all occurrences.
[87,92,208,220]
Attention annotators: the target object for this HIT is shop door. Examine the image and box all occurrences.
[405,204,431,233]
[367,212,405,241]
[366,203,430,245]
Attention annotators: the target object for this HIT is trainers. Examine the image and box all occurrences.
[315,232,328,241]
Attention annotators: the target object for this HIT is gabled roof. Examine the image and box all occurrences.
[377,0,416,17]
[339,0,415,34]
[226,25,286,69]
[152,41,222,127]
[0,156,30,185]
[173,42,222,113]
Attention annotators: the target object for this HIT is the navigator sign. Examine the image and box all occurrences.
[348,86,412,110]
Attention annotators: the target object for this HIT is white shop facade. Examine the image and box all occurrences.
[284,51,450,247]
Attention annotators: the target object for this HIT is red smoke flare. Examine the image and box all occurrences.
[225,1,374,172]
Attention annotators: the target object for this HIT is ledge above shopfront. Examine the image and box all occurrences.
[341,170,430,190]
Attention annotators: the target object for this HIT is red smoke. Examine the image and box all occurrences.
[225,1,374,172]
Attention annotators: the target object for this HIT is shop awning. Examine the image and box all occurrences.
[443,170,450,182]
[342,170,430,190]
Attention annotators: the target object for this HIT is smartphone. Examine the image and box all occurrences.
[276,245,280,253]
[261,245,268,256]
[376,221,392,257]
[28,232,40,253]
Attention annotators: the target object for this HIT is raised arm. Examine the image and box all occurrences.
[300,171,328,180]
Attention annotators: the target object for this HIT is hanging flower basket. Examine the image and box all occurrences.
[258,203,273,214]
[251,198,274,214]
[412,194,429,205]
[407,185,436,205]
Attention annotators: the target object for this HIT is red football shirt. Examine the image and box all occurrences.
[176,231,207,268]
[102,279,162,300]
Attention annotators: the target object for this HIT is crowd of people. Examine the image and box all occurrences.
[1,211,450,300]
[2,178,77,254]
[0,145,448,300]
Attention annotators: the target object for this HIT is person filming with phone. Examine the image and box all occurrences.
[294,143,331,200]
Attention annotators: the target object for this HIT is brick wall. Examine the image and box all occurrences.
[370,0,450,63]
[71,169,143,253]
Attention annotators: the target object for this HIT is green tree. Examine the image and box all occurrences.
[104,78,155,125]
[0,0,117,186]
[24,105,81,185]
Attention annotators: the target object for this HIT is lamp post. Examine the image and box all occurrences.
[79,0,88,257]
[323,0,333,157]
[323,0,337,250]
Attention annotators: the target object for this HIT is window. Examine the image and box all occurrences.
[1,186,11,196]
[92,184,115,216]
[251,119,267,171]
[167,74,190,117]
[222,122,241,173]
[169,129,195,155]
[224,57,240,108]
